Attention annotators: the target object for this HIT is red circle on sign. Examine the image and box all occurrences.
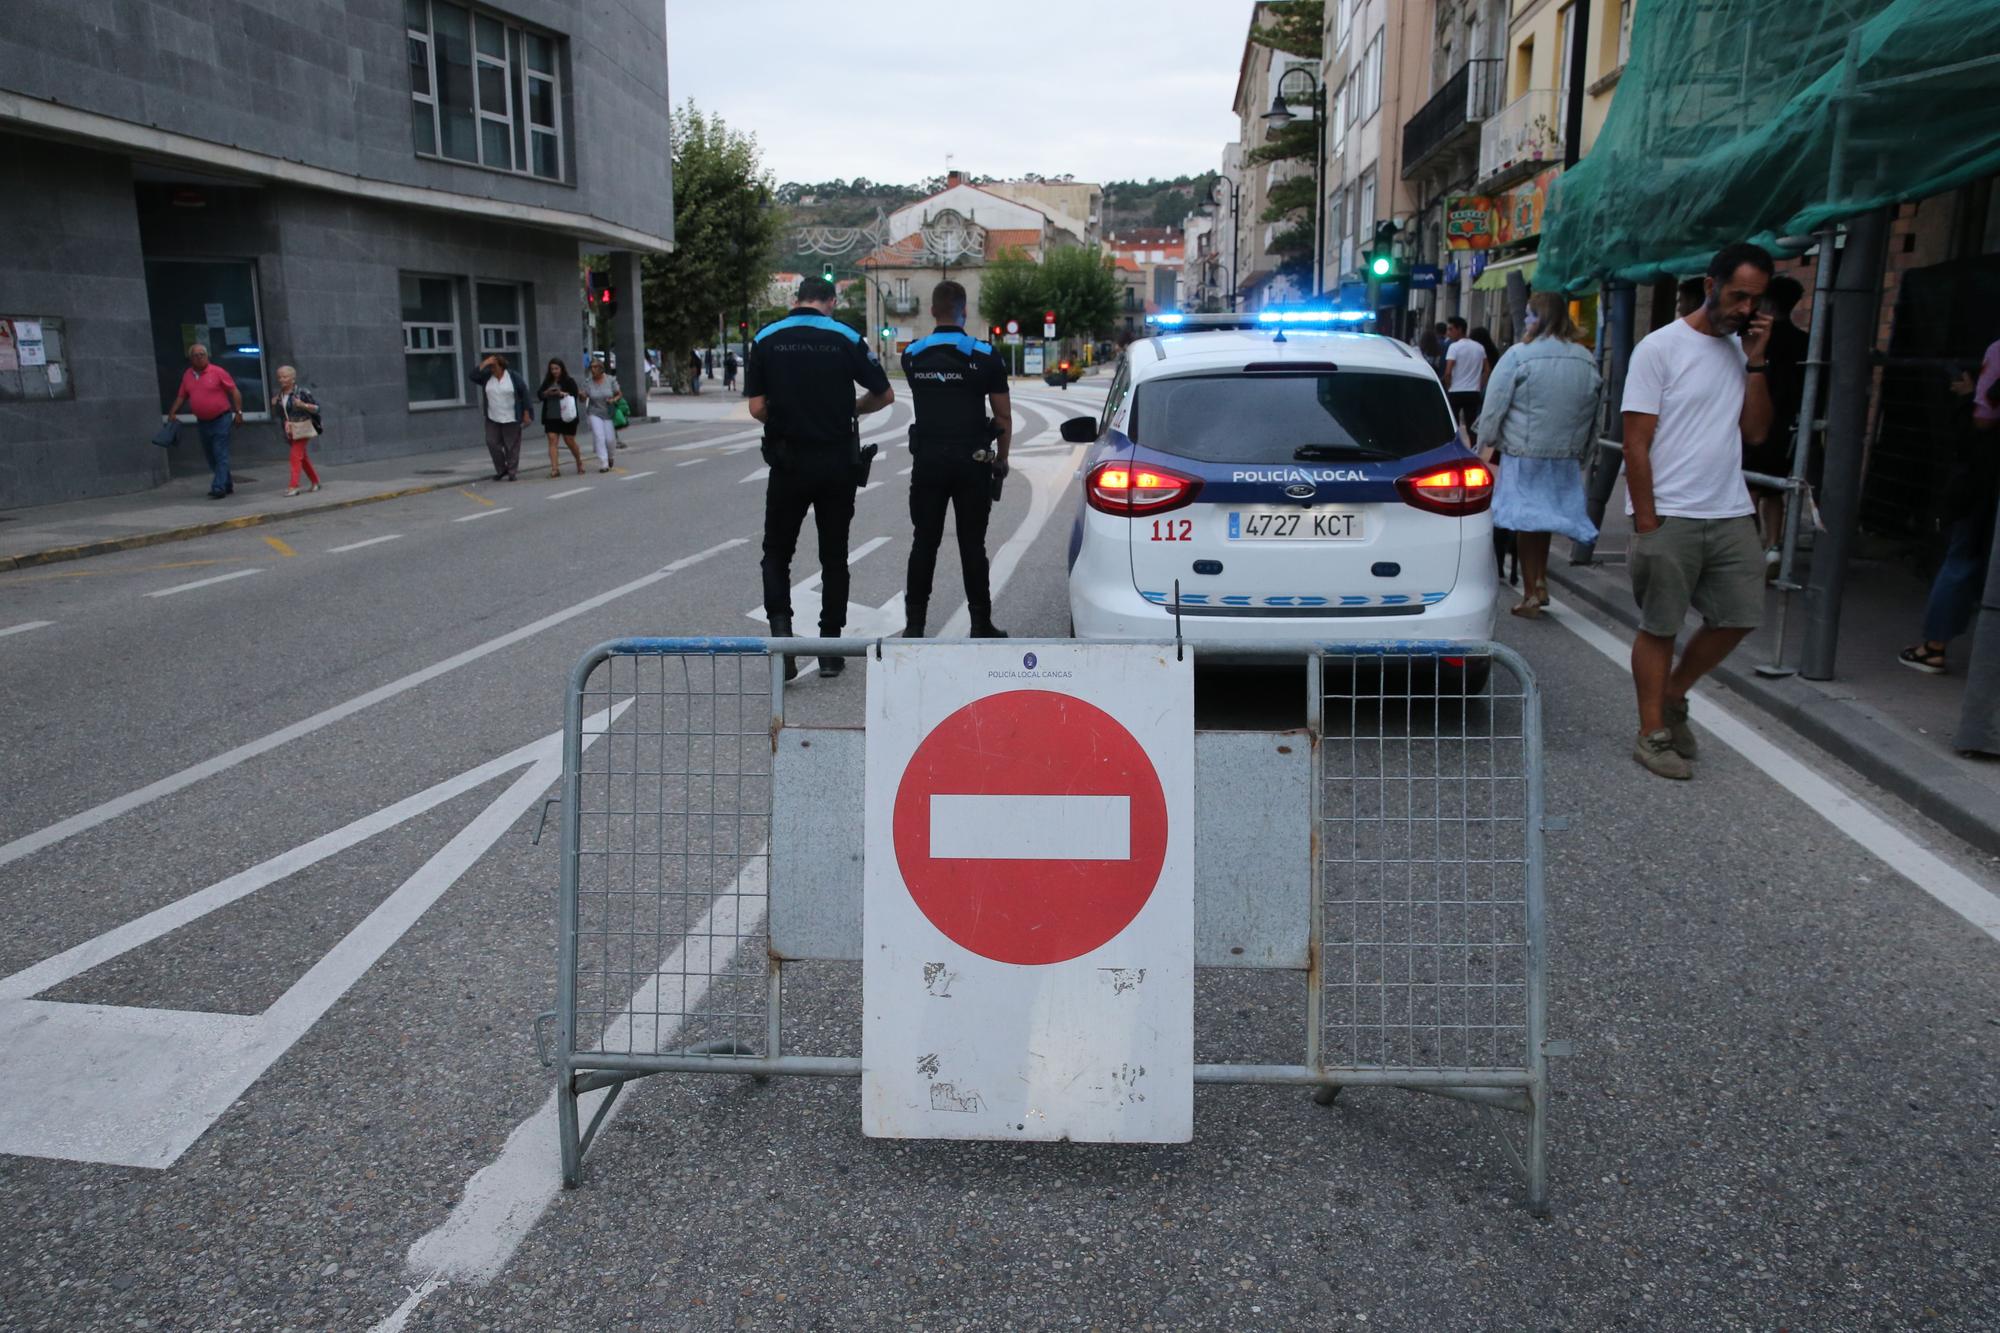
[892,689,1167,965]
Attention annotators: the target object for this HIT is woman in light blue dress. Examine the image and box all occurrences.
[1474,291,1603,617]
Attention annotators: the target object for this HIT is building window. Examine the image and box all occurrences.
[1364,33,1384,118]
[1558,3,1576,104]
[1514,36,1536,100]
[1614,0,1632,70]
[406,0,564,181]
[476,281,528,360]
[402,273,463,409]
[144,258,270,417]
[1359,171,1377,239]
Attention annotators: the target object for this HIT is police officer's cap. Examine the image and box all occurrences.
[797,276,836,304]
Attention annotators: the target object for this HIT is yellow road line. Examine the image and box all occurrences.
[264,536,298,558]
[459,488,497,507]
[0,558,234,587]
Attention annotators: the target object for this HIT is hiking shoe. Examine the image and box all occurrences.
[1663,697,1698,760]
[1633,729,1693,780]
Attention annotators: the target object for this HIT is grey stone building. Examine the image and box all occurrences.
[0,0,671,508]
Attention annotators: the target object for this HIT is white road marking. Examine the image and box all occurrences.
[675,457,707,467]
[857,481,884,496]
[930,795,1130,859]
[0,701,628,1167]
[0,537,746,872]
[740,466,771,484]
[744,536,893,632]
[453,507,512,522]
[619,470,657,480]
[327,534,403,553]
[546,487,592,500]
[0,620,53,639]
[1545,597,2000,943]
[145,568,263,598]
[383,424,1083,1322]
[897,465,914,476]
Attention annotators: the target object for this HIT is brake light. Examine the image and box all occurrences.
[1086,459,1202,516]
[1396,462,1494,515]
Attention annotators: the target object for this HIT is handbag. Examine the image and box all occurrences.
[611,397,631,429]
[559,392,577,424]
[151,420,179,448]
[284,418,316,441]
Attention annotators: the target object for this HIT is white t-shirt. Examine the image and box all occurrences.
[1621,317,1753,520]
[1444,337,1487,392]
[483,374,518,424]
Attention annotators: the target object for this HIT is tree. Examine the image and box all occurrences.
[1037,246,1122,339]
[976,248,1042,331]
[1251,0,1322,56]
[1248,1,1325,291]
[641,103,783,389]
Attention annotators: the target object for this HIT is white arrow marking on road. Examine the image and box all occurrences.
[328,534,403,553]
[743,537,892,634]
[0,620,53,639]
[0,537,744,872]
[146,568,263,597]
[0,700,629,1168]
[740,466,770,484]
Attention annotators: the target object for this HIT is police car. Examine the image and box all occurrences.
[1060,311,1498,682]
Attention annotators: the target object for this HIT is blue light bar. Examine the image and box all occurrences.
[1254,309,1372,325]
[1145,313,1186,326]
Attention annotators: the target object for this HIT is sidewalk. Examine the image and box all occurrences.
[0,410,714,573]
[1549,491,2000,856]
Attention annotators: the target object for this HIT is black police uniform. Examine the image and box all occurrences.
[744,308,891,643]
[901,326,1010,636]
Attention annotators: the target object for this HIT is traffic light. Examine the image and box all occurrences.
[879,324,893,339]
[1367,221,1404,280]
[598,286,617,317]
[822,262,836,284]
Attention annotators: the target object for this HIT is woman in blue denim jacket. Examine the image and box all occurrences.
[1474,291,1603,617]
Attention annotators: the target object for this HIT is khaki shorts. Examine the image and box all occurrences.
[1628,514,1765,637]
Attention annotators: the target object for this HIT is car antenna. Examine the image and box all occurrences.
[1272,326,1287,344]
[1173,578,1185,662]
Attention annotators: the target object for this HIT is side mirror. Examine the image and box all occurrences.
[1060,416,1099,443]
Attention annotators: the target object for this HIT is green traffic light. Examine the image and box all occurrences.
[1371,255,1392,276]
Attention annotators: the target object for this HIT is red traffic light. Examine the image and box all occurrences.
[598,287,616,305]
[1044,311,1056,321]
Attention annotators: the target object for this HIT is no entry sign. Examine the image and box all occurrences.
[863,643,1193,1143]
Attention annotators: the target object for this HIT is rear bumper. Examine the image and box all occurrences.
[1071,576,1497,655]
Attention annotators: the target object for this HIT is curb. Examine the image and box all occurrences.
[1548,562,2000,859]
[0,477,478,574]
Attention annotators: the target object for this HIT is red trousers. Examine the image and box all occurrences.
[288,440,319,488]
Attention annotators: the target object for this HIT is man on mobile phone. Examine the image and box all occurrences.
[1620,242,1776,780]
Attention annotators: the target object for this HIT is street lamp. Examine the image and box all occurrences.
[1263,66,1327,299]
[1207,173,1242,312]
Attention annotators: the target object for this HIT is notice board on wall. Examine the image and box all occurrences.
[0,316,74,402]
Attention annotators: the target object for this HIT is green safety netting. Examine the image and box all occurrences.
[1537,0,2000,292]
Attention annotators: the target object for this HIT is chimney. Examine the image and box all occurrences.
[946,170,963,188]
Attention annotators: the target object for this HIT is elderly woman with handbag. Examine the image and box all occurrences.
[270,365,322,497]
[1473,292,1603,617]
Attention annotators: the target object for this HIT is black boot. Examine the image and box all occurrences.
[769,614,799,682]
[902,599,927,639]
[969,612,1008,639]
[819,624,844,678]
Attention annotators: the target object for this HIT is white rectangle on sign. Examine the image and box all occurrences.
[863,642,1194,1145]
[203,303,225,327]
[929,795,1130,861]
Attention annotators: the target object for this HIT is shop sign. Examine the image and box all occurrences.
[1445,196,1496,250]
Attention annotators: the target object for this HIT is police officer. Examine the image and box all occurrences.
[746,276,895,678]
[900,280,1012,638]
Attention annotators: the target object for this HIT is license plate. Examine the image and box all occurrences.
[1227,509,1363,540]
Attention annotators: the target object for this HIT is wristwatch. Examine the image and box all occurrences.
[1745,362,1769,374]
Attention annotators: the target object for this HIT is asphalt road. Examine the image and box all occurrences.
[1,380,1996,1330]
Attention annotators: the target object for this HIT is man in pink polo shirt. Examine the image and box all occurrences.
[165,343,245,499]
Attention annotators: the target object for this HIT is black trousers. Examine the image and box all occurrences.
[761,451,857,634]
[906,452,994,616]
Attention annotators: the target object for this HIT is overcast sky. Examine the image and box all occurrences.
[665,1,1256,187]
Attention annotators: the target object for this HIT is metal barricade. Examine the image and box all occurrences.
[549,636,1558,1212]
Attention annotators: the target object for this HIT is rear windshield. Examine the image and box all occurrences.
[1128,372,1457,463]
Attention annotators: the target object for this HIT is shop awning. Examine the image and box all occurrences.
[1536,0,2000,291]
[1473,255,1537,292]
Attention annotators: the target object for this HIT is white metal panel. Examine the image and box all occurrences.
[862,642,1194,1142]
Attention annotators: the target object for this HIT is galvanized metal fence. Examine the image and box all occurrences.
[548,636,1557,1211]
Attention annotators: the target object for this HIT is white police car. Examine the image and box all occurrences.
[1060,311,1498,681]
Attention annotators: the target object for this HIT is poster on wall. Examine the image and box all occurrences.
[1495,168,1562,246]
[15,319,46,367]
[203,303,226,327]
[1445,197,1496,250]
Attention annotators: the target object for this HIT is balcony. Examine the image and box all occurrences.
[1401,59,1503,178]
[885,294,919,314]
[1478,88,1563,186]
